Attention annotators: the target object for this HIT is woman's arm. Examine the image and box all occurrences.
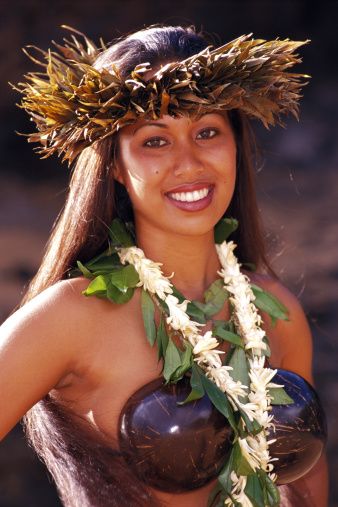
[258,276,329,507]
[0,279,85,441]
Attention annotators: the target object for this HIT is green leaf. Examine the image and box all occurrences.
[88,255,122,274]
[207,482,225,507]
[251,284,289,326]
[233,441,254,476]
[83,274,108,296]
[77,260,93,279]
[163,339,182,382]
[110,264,139,291]
[203,279,229,318]
[245,475,265,507]
[257,470,280,507]
[156,315,169,361]
[106,283,134,304]
[213,325,243,347]
[217,445,236,494]
[141,290,156,346]
[200,370,237,432]
[85,247,111,267]
[214,217,238,244]
[186,301,207,324]
[238,410,262,437]
[227,347,250,401]
[170,343,193,382]
[108,218,134,247]
[178,363,205,405]
[268,386,294,405]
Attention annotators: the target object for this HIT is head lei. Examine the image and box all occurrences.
[13,26,309,166]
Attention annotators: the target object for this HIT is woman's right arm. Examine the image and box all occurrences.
[0,279,87,440]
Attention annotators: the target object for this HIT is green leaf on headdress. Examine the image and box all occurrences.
[214,218,239,244]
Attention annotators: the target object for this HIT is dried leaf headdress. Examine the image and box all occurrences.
[13,26,309,166]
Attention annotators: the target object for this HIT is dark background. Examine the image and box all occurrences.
[0,0,337,506]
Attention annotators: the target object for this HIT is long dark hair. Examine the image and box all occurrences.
[22,25,273,507]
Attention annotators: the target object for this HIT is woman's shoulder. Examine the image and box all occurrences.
[3,277,130,363]
[247,271,314,384]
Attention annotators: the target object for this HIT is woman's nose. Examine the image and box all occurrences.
[173,147,204,178]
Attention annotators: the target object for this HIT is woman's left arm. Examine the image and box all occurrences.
[258,276,329,507]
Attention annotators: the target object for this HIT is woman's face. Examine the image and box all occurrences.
[115,112,237,238]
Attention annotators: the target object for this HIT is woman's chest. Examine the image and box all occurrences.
[51,291,284,445]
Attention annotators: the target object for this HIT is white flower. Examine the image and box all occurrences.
[194,350,223,368]
[165,295,199,334]
[119,247,173,299]
[193,331,220,354]
[208,366,248,400]
[238,437,261,471]
[119,246,145,264]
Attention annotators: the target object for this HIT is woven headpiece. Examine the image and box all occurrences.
[13,26,309,166]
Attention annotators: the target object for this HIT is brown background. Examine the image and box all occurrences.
[0,0,337,506]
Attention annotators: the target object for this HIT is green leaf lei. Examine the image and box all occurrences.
[72,217,291,507]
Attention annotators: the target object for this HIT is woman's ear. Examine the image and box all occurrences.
[113,158,125,185]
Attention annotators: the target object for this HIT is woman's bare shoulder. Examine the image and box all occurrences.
[14,276,120,326]
[248,271,314,384]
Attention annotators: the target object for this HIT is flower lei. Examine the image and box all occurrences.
[76,218,291,507]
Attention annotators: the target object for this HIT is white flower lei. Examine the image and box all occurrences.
[118,240,279,507]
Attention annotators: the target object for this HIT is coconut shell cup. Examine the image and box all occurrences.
[269,368,327,484]
[118,369,327,491]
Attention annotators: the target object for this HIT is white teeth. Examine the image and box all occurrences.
[169,188,210,202]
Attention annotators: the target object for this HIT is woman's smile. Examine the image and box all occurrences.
[165,182,214,211]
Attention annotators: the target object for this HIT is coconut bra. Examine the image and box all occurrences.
[118,369,327,493]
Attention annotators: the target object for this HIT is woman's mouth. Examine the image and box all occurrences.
[165,185,214,211]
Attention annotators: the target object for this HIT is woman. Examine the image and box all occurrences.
[2,25,328,506]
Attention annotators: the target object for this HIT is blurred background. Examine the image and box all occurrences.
[0,0,337,505]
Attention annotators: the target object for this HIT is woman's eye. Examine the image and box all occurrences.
[196,128,218,140]
[143,137,167,148]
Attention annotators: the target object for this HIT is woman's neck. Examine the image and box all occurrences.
[135,222,221,302]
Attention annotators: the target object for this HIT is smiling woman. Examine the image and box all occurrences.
[115,113,237,239]
[2,24,328,507]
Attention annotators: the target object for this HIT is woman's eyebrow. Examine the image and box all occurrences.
[133,122,168,134]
